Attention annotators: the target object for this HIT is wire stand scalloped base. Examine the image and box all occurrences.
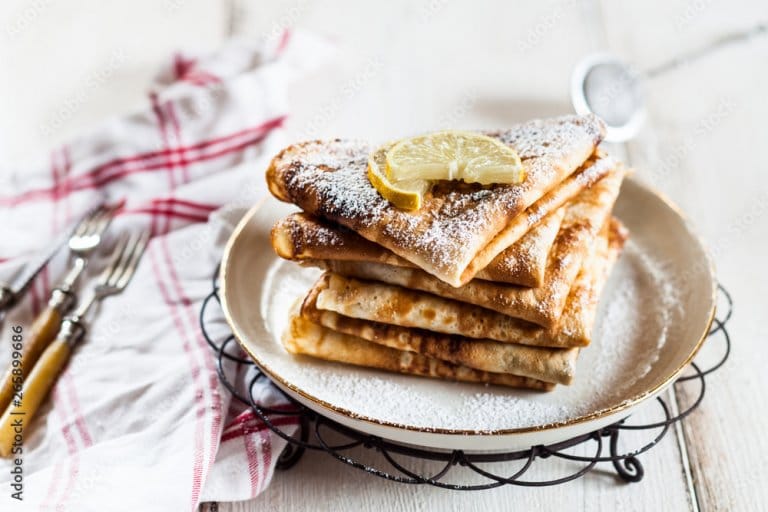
[200,270,731,490]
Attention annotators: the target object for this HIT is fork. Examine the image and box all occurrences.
[0,204,117,414]
[0,229,149,457]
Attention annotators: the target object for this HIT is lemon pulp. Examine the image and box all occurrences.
[385,130,525,186]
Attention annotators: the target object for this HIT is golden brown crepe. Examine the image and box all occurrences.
[308,218,627,348]
[300,284,579,385]
[476,207,564,286]
[267,115,608,287]
[283,307,555,391]
[300,169,626,327]
[480,168,624,284]
[272,207,565,288]
[459,152,614,282]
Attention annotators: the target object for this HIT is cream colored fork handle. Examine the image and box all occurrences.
[0,337,71,457]
[0,306,62,414]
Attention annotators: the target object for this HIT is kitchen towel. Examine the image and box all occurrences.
[0,30,331,511]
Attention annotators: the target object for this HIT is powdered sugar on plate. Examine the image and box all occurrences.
[223,177,713,451]
[258,232,686,431]
[586,239,681,401]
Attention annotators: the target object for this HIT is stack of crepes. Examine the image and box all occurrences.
[266,114,628,391]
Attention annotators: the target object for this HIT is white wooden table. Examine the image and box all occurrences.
[2,1,766,510]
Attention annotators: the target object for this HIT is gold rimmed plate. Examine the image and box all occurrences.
[220,178,716,452]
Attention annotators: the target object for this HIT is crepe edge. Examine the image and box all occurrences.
[300,283,578,385]
[283,301,555,391]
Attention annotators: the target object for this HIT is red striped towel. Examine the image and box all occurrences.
[0,31,332,510]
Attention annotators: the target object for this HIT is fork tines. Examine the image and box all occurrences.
[99,230,150,291]
[73,203,117,237]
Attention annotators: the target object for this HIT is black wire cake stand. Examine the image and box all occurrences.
[199,268,731,490]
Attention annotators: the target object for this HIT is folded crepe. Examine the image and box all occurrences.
[309,218,627,348]
[272,207,566,288]
[477,207,564,286]
[300,282,579,385]
[267,114,608,287]
[299,169,626,328]
[284,306,554,391]
[480,168,624,285]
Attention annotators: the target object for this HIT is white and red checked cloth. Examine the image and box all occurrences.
[0,31,333,511]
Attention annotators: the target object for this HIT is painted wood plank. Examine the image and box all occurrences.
[0,0,228,163]
[602,2,768,510]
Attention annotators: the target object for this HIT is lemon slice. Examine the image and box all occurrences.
[385,130,526,185]
[368,144,429,210]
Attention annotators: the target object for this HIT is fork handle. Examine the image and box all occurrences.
[0,304,65,414]
[0,337,72,457]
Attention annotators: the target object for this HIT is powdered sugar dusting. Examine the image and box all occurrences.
[460,393,570,432]
[272,115,604,281]
[488,114,604,160]
[287,215,348,249]
[284,140,387,229]
[580,239,681,402]
[259,231,688,431]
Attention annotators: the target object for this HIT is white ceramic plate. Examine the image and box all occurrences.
[220,178,715,451]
